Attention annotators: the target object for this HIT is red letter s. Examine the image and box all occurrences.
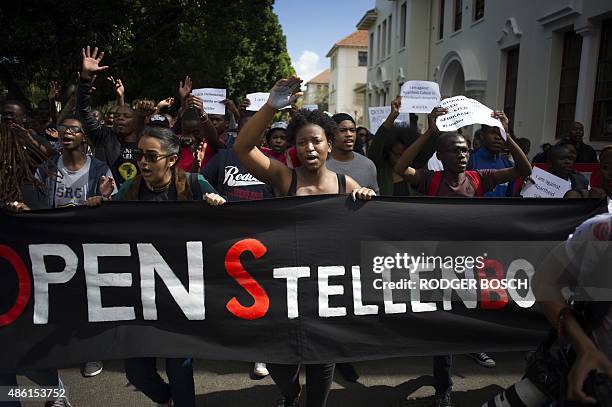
[225,239,269,320]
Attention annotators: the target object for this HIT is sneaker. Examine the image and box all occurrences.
[82,360,103,377]
[253,362,269,377]
[44,398,71,407]
[433,392,453,407]
[469,352,496,368]
[275,398,298,407]
[336,362,359,382]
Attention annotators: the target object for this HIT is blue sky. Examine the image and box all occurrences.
[273,0,374,81]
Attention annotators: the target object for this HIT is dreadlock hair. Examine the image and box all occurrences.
[0,124,48,202]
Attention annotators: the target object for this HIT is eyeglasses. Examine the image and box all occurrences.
[57,125,84,134]
[132,149,174,163]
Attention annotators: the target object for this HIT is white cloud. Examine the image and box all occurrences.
[292,50,323,83]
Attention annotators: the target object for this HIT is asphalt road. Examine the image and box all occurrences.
[16,352,528,406]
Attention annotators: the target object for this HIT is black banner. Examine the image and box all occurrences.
[0,197,605,369]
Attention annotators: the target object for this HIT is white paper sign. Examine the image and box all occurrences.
[400,81,441,113]
[368,106,411,133]
[520,167,571,198]
[191,88,226,115]
[303,104,318,111]
[246,92,270,111]
[436,96,507,140]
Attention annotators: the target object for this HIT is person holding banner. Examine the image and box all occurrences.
[394,109,532,198]
[234,76,375,407]
[546,143,589,198]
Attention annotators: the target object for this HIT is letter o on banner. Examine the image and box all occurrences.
[0,245,31,327]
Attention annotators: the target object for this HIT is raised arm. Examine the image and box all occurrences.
[490,111,533,185]
[107,76,125,107]
[48,81,60,125]
[77,46,111,141]
[233,77,302,192]
[186,95,223,149]
[394,106,447,183]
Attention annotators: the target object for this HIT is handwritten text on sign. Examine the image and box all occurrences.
[369,107,410,133]
[400,81,441,114]
[191,88,226,115]
[436,96,507,140]
[520,167,571,198]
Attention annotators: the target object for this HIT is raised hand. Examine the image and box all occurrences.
[107,76,124,99]
[222,99,239,117]
[157,97,174,110]
[390,95,402,116]
[48,81,60,100]
[186,95,204,115]
[491,110,509,134]
[134,100,157,118]
[238,98,251,111]
[266,76,303,110]
[99,176,115,198]
[81,46,109,79]
[427,106,449,133]
[178,76,193,103]
[45,128,59,140]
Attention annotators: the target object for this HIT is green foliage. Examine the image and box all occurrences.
[0,0,294,109]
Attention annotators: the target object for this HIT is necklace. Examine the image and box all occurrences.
[146,178,172,192]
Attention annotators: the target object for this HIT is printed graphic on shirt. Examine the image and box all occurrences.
[115,146,139,182]
[223,165,265,187]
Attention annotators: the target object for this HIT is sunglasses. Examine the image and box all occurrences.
[132,149,175,163]
[57,125,84,134]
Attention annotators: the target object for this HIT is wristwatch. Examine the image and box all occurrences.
[200,111,209,122]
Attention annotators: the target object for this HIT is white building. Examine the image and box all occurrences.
[303,69,330,111]
[326,30,369,124]
[360,0,612,153]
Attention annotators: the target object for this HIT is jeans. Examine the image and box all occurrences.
[268,363,335,407]
[0,369,62,407]
[433,355,453,395]
[125,358,195,407]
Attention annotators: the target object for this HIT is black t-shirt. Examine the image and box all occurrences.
[201,149,272,201]
[113,142,139,184]
[138,182,178,201]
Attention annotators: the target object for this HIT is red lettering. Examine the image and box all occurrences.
[0,245,31,327]
[477,259,508,310]
[225,239,269,320]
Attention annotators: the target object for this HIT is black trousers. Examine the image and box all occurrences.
[125,358,195,407]
[433,355,453,395]
[268,363,335,407]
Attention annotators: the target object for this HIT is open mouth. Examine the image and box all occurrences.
[304,154,318,165]
[61,135,75,145]
[140,168,153,177]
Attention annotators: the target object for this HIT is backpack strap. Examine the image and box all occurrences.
[427,171,444,196]
[189,172,202,201]
[465,170,485,197]
[337,173,347,194]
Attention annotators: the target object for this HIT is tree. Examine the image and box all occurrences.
[0,0,294,110]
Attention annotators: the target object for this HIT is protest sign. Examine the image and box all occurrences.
[368,106,411,133]
[400,81,441,113]
[246,92,270,111]
[191,88,226,115]
[436,96,507,140]
[520,166,572,198]
[302,104,318,111]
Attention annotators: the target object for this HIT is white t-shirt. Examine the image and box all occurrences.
[565,212,612,361]
[53,156,114,208]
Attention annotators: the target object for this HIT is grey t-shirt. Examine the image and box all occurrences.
[326,153,379,194]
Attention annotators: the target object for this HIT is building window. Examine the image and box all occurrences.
[473,0,485,21]
[400,2,407,48]
[556,31,582,139]
[388,15,393,56]
[592,18,612,141]
[377,24,382,61]
[382,19,387,58]
[454,0,463,31]
[369,33,374,66]
[504,47,520,130]
[438,0,445,40]
[331,54,337,70]
[358,51,368,67]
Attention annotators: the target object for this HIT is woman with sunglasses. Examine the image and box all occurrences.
[234,76,375,407]
[36,116,117,208]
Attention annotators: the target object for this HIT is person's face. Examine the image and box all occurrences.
[334,120,356,153]
[1,103,25,126]
[209,114,228,135]
[105,107,117,127]
[295,124,331,171]
[389,141,406,168]
[92,110,102,123]
[436,135,470,174]
[181,119,200,148]
[599,152,612,196]
[482,129,504,154]
[113,106,135,136]
[357,129,368,144]
[136,136,178,185]
[58,119,85,151]
[549,147,576,178]
[569,122,584,143]
[268,129,288,153]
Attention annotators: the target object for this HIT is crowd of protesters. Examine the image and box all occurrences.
[0,45,611,407]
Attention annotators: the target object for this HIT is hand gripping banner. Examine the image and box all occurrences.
[0,196,606,369]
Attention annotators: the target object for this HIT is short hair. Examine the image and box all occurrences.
[547,143,574,161]
[286,109,338,145]
[141,126,180,156]
[382,125,419,159]
[600,145,612,161]
[436,131,465,152]
[2,99,27,113]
